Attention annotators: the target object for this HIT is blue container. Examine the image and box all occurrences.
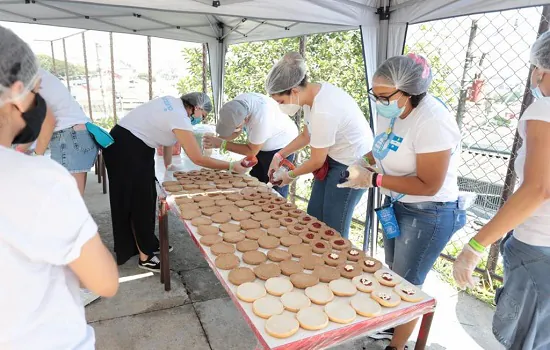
[375,204,401,239]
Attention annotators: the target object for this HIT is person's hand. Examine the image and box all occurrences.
[203,135,223,149]
[166,164,184,172]
[452,244,483,289]
[231,160,248,174]
[337,164,375,189]
[278,169,297,187]
[268,153,283,181]
[353,156,371,169]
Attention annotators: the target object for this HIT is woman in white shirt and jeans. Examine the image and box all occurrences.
[454,31,550,350]
[340,53,466,350]
[265,52,373,239]
[0,25,118,350]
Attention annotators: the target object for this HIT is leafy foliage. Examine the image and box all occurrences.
[37,54,87,78]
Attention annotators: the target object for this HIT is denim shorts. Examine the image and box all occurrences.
[383,199,466,285]
[50,126,99,173]
[493,234,550,350]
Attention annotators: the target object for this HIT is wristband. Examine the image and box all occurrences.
[468,238,485,253]
[371,173,378,187]
[376,174,383,188]
[220,140,228,153]
[288,170,297,179]
[228,161,234,172]
[274,152,283,161]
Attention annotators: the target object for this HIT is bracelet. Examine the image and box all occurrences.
[274,152,283,161]
[468,238,485,253]
[228,161,234,172]
[288,170,297,179]
[220,140,228,153]
[376,174,383,187]
[371,173,378,187]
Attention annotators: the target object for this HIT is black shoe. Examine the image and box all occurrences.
[138,255,161,273]
[154,245,173,255]
[370,328,394,340]
[384,347,408,350]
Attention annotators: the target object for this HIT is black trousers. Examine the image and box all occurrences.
[249,149,295,198]
[103,125,159,265]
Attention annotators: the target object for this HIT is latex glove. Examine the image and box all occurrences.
[166,164,184,172]
[353,156,371,169]
[337,164,375,189]
[231,160,248,175]
[452,244,483,289]
[278,169,297,187]
[203,135,222,149]
[268,152,283,181]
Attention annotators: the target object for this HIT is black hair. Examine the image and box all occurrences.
[180,97,194,110]
[278,75,308,96]
[403,92,427,108]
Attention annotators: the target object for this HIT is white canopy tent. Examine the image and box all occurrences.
[0,0,548,114]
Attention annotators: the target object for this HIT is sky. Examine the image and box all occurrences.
[0,21,201,76]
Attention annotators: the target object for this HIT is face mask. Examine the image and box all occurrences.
[376,99,405,119]
[278,93,301,116]
[190,115,202,125]
[13,92,47,145]
[531,86,544,99]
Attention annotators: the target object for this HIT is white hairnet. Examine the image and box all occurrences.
[265,52,307,95]
[373,53,433,96]
[181,92,213,113]
[0,26,39,105]
[216,99,250,137]
[530,30,550,71]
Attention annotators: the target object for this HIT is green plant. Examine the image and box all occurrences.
[94,117,116,130]
[493,115,511,127]
[37,54,87,78]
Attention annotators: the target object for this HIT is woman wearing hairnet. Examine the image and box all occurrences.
[339,53,465,349]
[203,93,299,197]
[453,32,550,350]
[103,93,247,272]
[0,26,118,349]
[265,52,374,239]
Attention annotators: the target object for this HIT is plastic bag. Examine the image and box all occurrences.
[192,124,216,157]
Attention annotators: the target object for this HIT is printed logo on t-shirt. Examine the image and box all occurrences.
[162,97,174,112]
[373,131,403,160]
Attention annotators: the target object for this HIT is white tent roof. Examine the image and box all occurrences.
[1,0,548,110]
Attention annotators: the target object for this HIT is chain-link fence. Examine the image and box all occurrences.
[289,6,546,285]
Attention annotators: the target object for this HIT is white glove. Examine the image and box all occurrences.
[231,160,248,174]
[452,244,484,289]
[353,157,371,169]
[337,164,375,189]
[268,153,283,182]
[278,169,297,186]
[166,164,184,172]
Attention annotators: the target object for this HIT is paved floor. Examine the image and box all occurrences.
[83,172,503,350]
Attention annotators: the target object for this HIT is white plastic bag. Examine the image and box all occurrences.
[192,124,216,157]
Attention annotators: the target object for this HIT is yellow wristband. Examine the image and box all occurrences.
[468,238,485,253]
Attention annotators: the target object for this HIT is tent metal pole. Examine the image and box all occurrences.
[147,36,153,100]
[109,32,117,123]
[62,38,71,94]
[82,32,93,121]
[50,41,57,76]
[202,43,208,94]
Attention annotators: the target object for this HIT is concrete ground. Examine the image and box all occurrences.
[83,172,504,350]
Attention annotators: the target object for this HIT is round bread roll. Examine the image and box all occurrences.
[281,291,311,312]
[215,253,240,270]
[236,239,259,253]
[352,274,381,293]
[223,231,246,243]
[296,306,329,331]
[200,235,223,246]
[374,270,403,287]
[228,267,256,286]
[265,314,300,339]
[252,296,284,319]
[265,277,294,296]
[304,284,334,305]
[394,283,424,303]
[329,279,358,297]
[191,216,212,226]
[371,289,401,307]
[350,294,382,317]
[236,282,266,303]
[324,301,357,324]
[242,250,267,265]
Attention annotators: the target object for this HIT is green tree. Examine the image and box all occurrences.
[37,54,87,78]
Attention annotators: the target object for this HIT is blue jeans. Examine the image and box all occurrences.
[383,199,466,285]
[50,126,98,173]
[307,157,366,239]
[493,234,550,350]
[250,149,294,198]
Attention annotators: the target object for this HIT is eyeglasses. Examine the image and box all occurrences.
[368,88,401,106]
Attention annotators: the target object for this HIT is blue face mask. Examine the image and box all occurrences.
[376,99,405,119]
[190,115,202,125]
[532,86,544,99]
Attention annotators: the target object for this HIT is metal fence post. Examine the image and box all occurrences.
[62,38,71,94]
[148,36,153,101]
[82,32,93,121]
[50,41,57,76]
[455,20,477,129]
[486,5,550,277]
[109,32,117,123]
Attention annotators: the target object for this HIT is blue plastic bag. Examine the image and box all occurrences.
[85,122,114,149]
[375,203,401,239]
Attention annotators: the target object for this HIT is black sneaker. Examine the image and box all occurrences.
[384,347,407,350]
[370,328,394,340]
[138,255,161,273]
[153,245,174,255]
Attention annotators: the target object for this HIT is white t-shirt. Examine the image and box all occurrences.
[236,93,299,152]
[118,96,193,148]
[374,94,461,203]
[513,98,550,247]
[38,68,91,132]
[303,83,373,166]
[0,147,97,350]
